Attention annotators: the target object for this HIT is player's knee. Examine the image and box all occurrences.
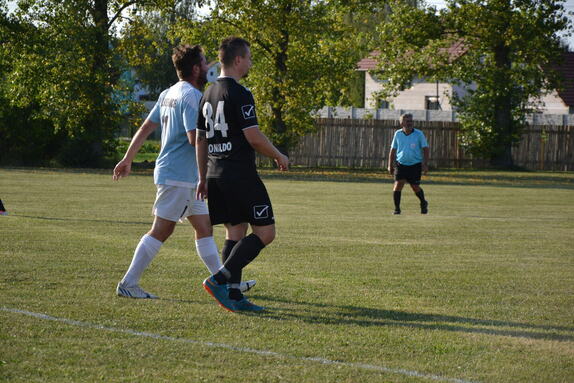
[194,225,213,238]
[253,225,275,246]
[148,228,173,243]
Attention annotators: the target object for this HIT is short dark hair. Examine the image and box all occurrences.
[399,113,413,123]
[219,37,250,67]
[172,44,203,79]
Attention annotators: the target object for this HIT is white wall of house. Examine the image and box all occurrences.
[364,72,459,111]
[364,72,570,114]
[534,90,569,114]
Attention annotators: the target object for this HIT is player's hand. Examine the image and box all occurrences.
[387,166,394,175]
[275,153,289,171]
[113,159,131,181]
[422,163,428,175]
[196,179,208,200]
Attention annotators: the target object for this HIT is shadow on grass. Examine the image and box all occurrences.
[260,172,574,190]
[250,295,574,342]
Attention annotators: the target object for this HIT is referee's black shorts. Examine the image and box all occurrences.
[394,162,422,185]
[207,175,275,226]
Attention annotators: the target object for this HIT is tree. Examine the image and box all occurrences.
[176,0,369,155]
[371,0,572,167]
[117,0,205,98]
[0,2,64,165]
[3,0,182,166]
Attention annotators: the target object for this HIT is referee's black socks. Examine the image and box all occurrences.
[393,191,402,210]
[415,188,426,203]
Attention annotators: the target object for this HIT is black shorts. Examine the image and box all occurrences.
[207,176,275,226]
[394,162,422,185]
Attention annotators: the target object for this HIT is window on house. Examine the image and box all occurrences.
[377,99,390,109]
[425,96,441,110]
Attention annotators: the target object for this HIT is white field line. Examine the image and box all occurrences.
[1,307,479,383]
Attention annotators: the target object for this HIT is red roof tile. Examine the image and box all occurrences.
[356,51,380,71]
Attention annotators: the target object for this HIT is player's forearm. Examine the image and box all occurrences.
[122,120,157,162]
[388,149,396,168]
[423,147,429,165]
[196,131,209,181]
[245,129,283,160]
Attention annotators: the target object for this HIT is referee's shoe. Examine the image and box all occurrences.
[421,200,428,214]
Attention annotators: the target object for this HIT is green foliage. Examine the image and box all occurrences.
[372,0,572,166]
[116,2,201,98]
[175,0,370,154]
[339,71,366,108]
[0,0,156,166]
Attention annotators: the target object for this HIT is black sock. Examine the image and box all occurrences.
[415,189,426,203]
[224,234,265,284]
[393,191,402,210]
[228,287,243,301]
[213,271,228,285]
[221,239,238,264]
[221,239,241,283]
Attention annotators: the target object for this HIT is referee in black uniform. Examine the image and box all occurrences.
[196,37,289,312]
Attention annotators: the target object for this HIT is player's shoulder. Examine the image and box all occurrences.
[227,78,253,97]
[181,83,202,104]
[157,88,170,101]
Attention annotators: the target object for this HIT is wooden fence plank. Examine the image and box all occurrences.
[285,119,574,171]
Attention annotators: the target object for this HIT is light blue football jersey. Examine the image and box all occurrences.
[391,128,429,166]
[148,81,202,187]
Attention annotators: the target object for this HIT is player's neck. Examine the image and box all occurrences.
[220,67,242,82]
[179,76,200,89]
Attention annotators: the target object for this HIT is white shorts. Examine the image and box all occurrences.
[152,184,209,222]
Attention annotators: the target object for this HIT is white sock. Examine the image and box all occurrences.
[195,236,222,274]
[121,234,162,287]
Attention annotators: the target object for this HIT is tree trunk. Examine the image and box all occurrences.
[490,1,514,168]
[82,0,110,165]
[269,4,290,158]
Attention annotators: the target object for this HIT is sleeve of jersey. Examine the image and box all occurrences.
[236,90,259,130]
[181,91,199,132]
[147,98,162,124]
[391,132,398,149]
[196,96,206,131]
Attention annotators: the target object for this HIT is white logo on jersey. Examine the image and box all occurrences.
[242,105,256,119]
[208,142,233,153]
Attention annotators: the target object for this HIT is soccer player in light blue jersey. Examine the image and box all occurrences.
[387,113,430,215]
[112,45,254,299]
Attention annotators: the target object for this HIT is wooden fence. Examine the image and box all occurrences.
[286,118,574,171]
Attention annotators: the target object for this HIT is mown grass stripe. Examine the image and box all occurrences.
[1,306,479,383]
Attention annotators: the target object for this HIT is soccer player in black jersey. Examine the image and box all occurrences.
[196,37,289,312]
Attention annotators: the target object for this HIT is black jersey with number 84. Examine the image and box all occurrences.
[197,77,259,178]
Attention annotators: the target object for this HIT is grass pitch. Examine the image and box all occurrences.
[0,167,573,382]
